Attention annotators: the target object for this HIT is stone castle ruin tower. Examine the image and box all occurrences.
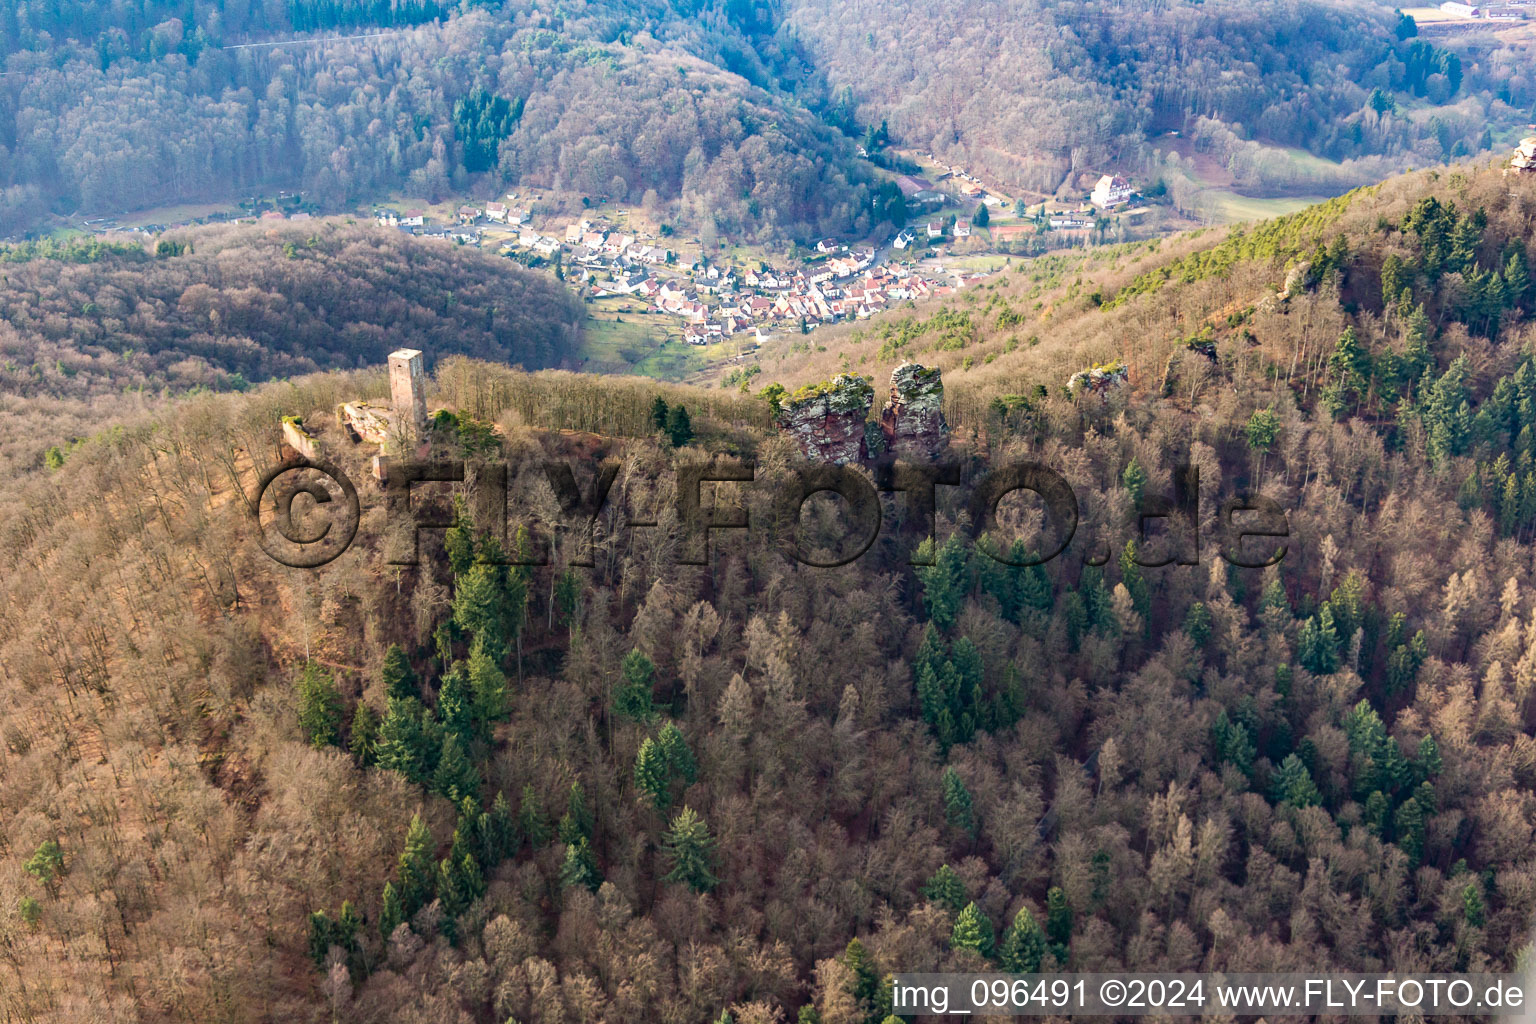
[880,362,948,459]
[389,348,429,441]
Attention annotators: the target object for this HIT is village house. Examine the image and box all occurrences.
[954,219,972,238]
[484,201,508,222]
[402,210,425,227]
[926,222,945,239]
[1090,174,1134,209]
[457,205,481,224]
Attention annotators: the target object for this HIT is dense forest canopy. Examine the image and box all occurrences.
[786,0,1517,196]
[0,0,1526,238]
[5,162,1536,1020]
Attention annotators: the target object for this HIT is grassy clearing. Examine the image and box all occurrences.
[578,297,757,380]
[1205,190,1334,222]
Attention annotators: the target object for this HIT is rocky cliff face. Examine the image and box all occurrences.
[777,374,874,464]
[1066,361,1129,396]
[880,362,948,459]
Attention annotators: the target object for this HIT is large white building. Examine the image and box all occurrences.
[1091,174,1134,209]
[1440,2,1479,16]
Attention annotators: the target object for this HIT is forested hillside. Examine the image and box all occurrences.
[0,2,873,241]
[0,220,582,474]
[0,0,1526,238]
[788,0,1514,196]
[5,162,1536,1020]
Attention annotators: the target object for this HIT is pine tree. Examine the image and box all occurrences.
[307,909,334,968]
[433,733,480,803]
[614,650,658,721]
[843,938,881,1012]
[436,664,477,742]
[1182,602,1213,646]
[375,696,442,785]
[1462,881,1485,927]
[635,737,672,810]
[485,790,518,862]
[554,568,582,630]
[397,814,437,919]
[382,643,417,701]
[661,806,719,892]
[1393,796,1426,863]
[380,880,404,939]
[942,766,975,835]
[657,721,698,785]
[1297,606,1340,675]
[560,836,602,891]
[1120,457,1146,506]
[1211,710,1255,776]
[650,395,670,431]
[1118,540,1150,622]
[467,638,509,723]
[1322,326,1372,416]
[916,533,970,631]
[666,405,694,447]
[452,563,508,659]
[998,906,1048,972]
[1271,753,1323,807]
[1414,733,1442,780]
[558,781,594,845]
[1045,887,1073,949]
[348,701,380,765]
[517,784,550,848]
[1364,790,1390,837]
[951,902,994,957]
[296,662,344,748]
[922,863,966,912]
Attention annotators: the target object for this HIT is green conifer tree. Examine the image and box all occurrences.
[666,404,694,447]
[657,721,698,785]
[517,784,550,848]
[942,766,975,835]
[635,737,672,810]
[433,733,480,803]
[560,836,602,891]
[348,701,380,765]
[951,902,994,958]
[614,650,658,721]
[296,662,344,748]
[382,643,417,701]
[397,814,437,919]
[998,906,1048,972]
[661,806,719,892]
[922,863,966,912]
[1045,887,1073,949]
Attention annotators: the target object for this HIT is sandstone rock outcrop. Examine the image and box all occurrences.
[777,373,874,464]
[880,362,948,459]
[1066,361,1129,396]
[1510,136,1536,175]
